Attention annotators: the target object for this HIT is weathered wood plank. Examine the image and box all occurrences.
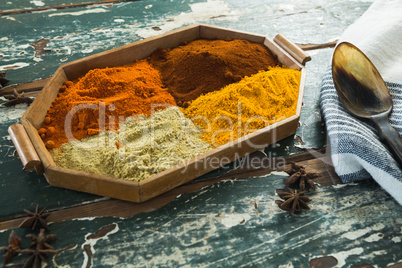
[3,167,397,267]
[0,77,50,96]
[0,149,340,230]
[0,0,142,16]
[296,40,338,51]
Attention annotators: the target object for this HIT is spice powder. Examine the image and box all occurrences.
[148,38,280,107]
[40,38,301,182]
[53,107,211,182]
[183,67,301,148]
[39,59,176,149]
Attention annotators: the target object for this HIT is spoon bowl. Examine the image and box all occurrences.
[332,42,402,166]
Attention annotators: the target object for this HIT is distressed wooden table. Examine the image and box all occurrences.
[1,0,401,267]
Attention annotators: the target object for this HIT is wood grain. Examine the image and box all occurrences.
[8,123,42,172]
[0,149,340,230]
[274,34,312,65]
[0,77,50,96]
[296,40,338,51]
[0,0,142,16]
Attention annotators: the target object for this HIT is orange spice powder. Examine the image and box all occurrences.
[39,59,176,149]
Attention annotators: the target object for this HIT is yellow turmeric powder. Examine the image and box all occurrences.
[183,67,301,148]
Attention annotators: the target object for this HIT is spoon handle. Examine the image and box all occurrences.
[373,114,402,167]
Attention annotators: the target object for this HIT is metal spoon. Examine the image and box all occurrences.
[332,41,402,166]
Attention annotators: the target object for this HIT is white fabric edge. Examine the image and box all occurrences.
[332,153,402,205]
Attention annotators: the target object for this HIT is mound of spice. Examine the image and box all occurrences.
[148,39,280,107]
[39,60,176,149]
[183,67,301,148]
[53,107,211,182]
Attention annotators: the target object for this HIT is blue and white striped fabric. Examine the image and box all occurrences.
[321,71,402,205]
[320,0,402,205]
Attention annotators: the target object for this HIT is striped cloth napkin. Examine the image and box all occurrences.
[320,0,402,205]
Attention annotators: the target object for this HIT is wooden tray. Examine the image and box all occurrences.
[9,24,310,202]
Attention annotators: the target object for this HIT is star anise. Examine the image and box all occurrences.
[19,229,58,268]
[0,70,10,88]
[283,162,321,191]
[0,231,21,264]
[18,205,50,231]
[275,188,311,215]
[26,229,56,250]
[2,88,34,107]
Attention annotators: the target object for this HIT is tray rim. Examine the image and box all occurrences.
[20,23,308,202]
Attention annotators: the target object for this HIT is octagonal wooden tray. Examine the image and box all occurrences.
[9,24,310,202]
